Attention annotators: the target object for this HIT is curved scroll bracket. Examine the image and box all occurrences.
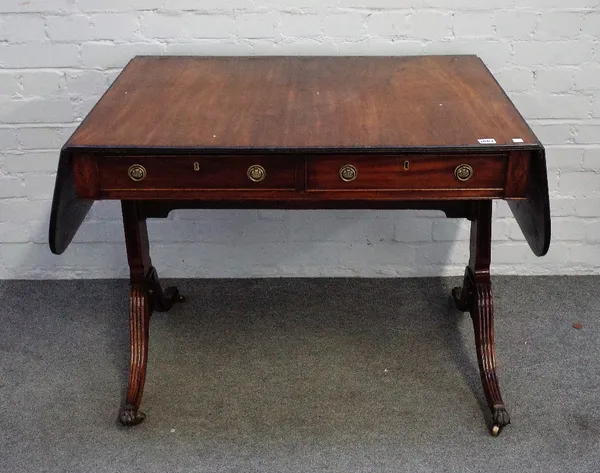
[508,149,551,257]
[49,148,94,255]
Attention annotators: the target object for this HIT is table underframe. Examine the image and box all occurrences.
[117,199,509,437]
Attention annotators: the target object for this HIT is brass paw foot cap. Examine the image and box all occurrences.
[490,407,510,436]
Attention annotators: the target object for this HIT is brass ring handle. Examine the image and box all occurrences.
[339,164,358,182]
[247,164,266,182]
[454,164,473,182]
[128,164,147,182]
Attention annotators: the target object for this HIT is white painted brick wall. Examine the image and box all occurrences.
[0,1,599,279]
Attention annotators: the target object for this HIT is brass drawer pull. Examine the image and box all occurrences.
[128,164,147,181]
[247,164,266,182]
[339,164,358,182]
[454,164,473,182]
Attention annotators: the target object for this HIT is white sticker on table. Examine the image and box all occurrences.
[478,138,497,144]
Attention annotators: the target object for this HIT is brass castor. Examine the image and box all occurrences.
[490,406,510,437]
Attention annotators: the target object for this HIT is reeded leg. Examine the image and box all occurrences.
[119,283,150,426]
[118,201,184,426]
[472,281,510,436]
[452,201,510,436]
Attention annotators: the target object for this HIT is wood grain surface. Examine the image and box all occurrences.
[305,154,507,190]
[97,155,297,190]
[67,55,539,150]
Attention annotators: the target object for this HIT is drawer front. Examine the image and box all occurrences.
[306,155,507,191]
[97,156,296,190]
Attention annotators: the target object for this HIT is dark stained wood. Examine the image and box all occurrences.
[49,148,93,255]
[48,55,551,435]
[140,200,474,219]
[97,155,296,191]
[99,189,505,201]
[452,201,510,436]
[505,151,531,198]
[305,154,507,191]
[66,55,540,150]
[73,155,100,198]
[119,201,184,426]
[508,149,551,256]
[76,151,518,201]
[119,200,152,426]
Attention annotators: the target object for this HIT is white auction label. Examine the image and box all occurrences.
[512,138,524,143]
[478,138,497,144]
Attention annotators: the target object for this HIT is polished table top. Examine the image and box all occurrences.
[68,55,539,151]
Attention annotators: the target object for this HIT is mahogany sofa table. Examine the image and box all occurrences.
[49,55,551,437]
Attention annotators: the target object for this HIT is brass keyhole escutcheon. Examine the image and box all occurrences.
[339,164,358,182]
[128,164,147,182]
[404,160,410,171]
[454,164,473,182]
[193,162,200,172]
[247,164,266,182]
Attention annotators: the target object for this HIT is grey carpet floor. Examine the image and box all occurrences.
[0,276,599,473]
